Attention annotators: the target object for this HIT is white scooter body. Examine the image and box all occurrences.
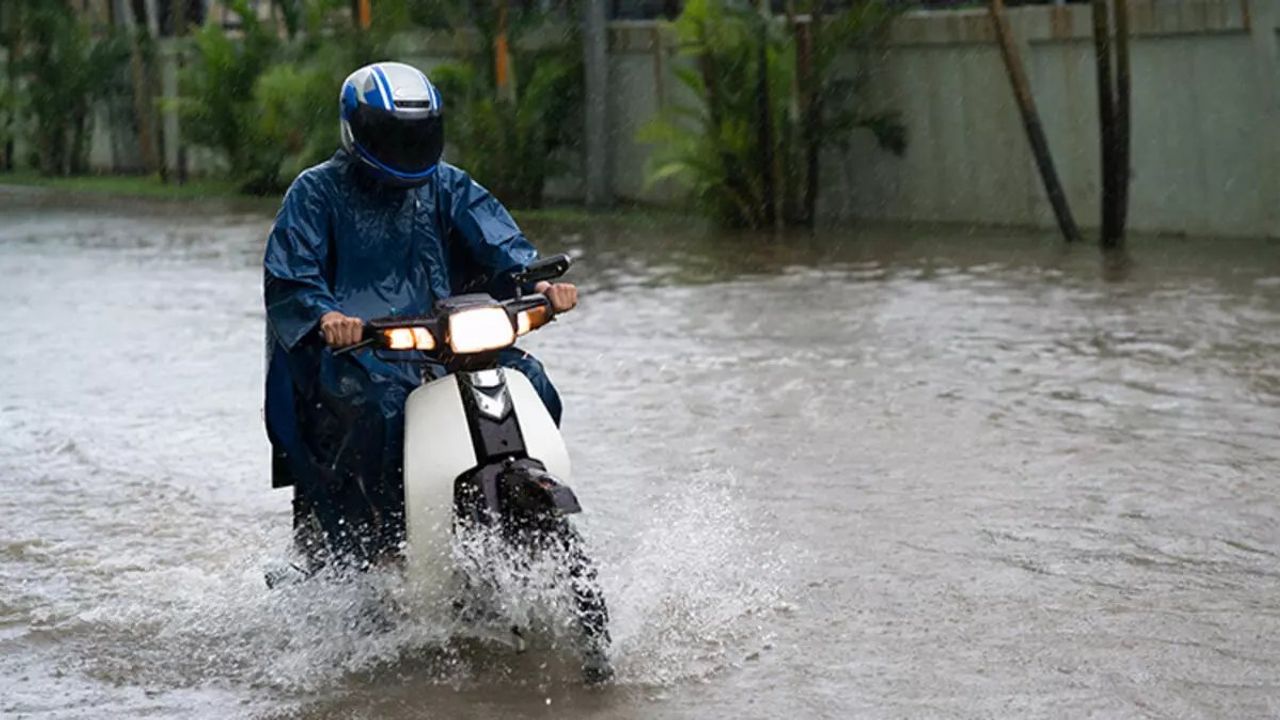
[400,367,571,605]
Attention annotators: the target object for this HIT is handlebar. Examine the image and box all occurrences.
[334,292,557,357]
[333,254,572,357]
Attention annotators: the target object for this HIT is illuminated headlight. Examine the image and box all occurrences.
[448,307,516,354]
[383,326,436,350]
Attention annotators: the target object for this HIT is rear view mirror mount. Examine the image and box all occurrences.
[511,254,572,297]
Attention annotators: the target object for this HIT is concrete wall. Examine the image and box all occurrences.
[6,0,1278,237]
[607,0,1280,238]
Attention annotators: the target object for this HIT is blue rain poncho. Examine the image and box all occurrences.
[262,151,560,541]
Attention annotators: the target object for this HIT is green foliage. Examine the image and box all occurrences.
[254,58,337,182]
[177,0,374,193]
[640,0,904,228]
[255,23,378,185]
[177,0,582,199]
[10,0,127,176]
[429,4,583,209]
[176,1,281,192]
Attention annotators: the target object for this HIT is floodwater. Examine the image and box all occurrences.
[1,187,1279,719]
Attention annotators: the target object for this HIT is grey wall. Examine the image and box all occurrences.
[607,0,1280,238]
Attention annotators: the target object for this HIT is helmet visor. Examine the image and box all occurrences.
[349,104,444,175]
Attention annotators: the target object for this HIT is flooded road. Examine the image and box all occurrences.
[2,188,1279,718]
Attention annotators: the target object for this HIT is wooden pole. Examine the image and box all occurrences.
[1092,0,1117,245]
[988,0,1081,242]
[1110,0,1131,248]
[495,1,514,104]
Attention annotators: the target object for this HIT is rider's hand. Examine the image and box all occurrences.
[536,282,578,313]
[319,311,364,347]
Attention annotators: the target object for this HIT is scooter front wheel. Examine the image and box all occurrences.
[546,520,613,684]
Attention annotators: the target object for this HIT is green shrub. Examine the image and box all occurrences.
[430,5,582,209]
[254,60,338,183]
[640,0,904,228]
[179,0,383,193]
[13,1,127,176]
[177,0,582,199]
[176,0,281,193]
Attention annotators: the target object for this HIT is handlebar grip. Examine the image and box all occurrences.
[514,253,572,287]
[333,323,374,356]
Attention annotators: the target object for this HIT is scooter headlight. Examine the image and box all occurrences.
[448,307,516,354]
[383,326,436,351]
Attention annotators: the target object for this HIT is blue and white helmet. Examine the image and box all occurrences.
[339,62,444,187]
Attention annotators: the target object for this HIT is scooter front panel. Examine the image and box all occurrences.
[505,369,571,480]
[402,374,475,599]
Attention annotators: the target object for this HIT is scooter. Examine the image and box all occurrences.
[276,254,611,682]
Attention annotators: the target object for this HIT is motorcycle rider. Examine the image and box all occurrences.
[262,62,578,565]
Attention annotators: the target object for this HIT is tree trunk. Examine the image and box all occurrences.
[143,0,161,37]
[1092,0,1118,246]
[782,0,800,224]
[798,9,821,227]
[143,0,168,181]
[2,3,20,172]
[70,99,89,175]
[988,0,1082,242]
[172,0,188,183]
[115,0,159,173]
[1109,0,1131,248]
[756,4,777,229]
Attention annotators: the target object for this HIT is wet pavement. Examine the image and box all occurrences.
[1,187,1279,718]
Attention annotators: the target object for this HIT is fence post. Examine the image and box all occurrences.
[583,0,612,207]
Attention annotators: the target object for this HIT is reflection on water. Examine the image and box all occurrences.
[1,189,1278,719]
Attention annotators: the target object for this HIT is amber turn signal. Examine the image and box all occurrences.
[516,305,552,336]
[383,326,436,350]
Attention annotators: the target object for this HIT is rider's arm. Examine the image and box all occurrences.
[264,172,342,350]
[439,164,538,299]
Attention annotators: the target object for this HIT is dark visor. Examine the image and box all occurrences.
[349,104,444,175]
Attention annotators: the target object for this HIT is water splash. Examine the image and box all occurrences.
[62,473,786,703]
[598,473,789,685]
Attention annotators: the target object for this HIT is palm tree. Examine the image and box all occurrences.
[112,0,160,173]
